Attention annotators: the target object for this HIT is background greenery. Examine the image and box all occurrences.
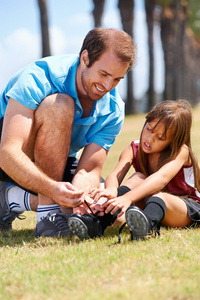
[0,104,200,300]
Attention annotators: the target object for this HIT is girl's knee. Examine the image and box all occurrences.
[125,172,146,189]
[131,172,146,180]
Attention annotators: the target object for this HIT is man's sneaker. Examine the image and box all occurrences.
[35,212,73,238]
[68,213,103,240]
[0,181,22,231]
[125,206,151,240]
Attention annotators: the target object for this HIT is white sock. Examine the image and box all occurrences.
[36,204,61,223]
[7,185,31,212]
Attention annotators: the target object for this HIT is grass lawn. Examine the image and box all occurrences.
[0,104,200,300]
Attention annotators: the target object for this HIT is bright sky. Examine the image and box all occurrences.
[0,0,164,99]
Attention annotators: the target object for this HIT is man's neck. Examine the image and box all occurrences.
[79,95,95,118]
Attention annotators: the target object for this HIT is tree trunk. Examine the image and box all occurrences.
[118,0,136,114]
[38,0,51,57]
[185,29,200,105]
[173,1,187,100]
[160,0,188,101]
[160,4,175,100]
[145,0,156,111]
[92,0,105,28]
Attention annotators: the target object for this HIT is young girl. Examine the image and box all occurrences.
[68,100,200,240]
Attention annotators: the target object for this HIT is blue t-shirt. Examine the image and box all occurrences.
[0,54,125,157]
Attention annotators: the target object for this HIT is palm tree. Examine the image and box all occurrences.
[160,0,188,101]
[38,0,51,57]
[92,0,105,27]
[118,0,136,114]
[185,0,200,104]
[145,0,157,110]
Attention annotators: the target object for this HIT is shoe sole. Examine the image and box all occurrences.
[125,208,149,239]
[0,182,10,219]
[68,217,90,240]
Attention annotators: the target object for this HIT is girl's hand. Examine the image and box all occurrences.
[102,196,132,218]
[89,188,118,216]
[89,187,118,202]
[73,195,94,215]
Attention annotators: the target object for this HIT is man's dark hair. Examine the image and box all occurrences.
[79,28,136,71]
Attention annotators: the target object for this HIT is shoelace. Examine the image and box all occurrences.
[112,222,161,245]
[107,223,126,246]
[0,212,26,230]
[2,211,26,222]
[84,200,100,217]
[117,222,126,243]
[154,224,161,237]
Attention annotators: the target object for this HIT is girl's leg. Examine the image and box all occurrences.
[113,172,147,225]
[125,192,193,239]
[122,172,147,209]
[121,173,192,227]
[158,192,193,227]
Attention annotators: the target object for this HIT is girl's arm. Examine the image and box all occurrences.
[89,144,133,201]
[103,145,189,217]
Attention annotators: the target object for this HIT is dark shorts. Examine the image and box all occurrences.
[0,117,79,192]
[182,198,200,223]
[0,156,79,194]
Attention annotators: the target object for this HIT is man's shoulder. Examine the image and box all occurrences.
[39,54,78,64]
[34,54,79,74]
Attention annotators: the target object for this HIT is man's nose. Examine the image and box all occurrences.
[104,78,114,91]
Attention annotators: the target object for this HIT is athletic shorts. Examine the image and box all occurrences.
[182,198,200,223]
[0,117,79,190]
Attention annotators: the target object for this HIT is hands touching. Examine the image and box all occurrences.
[88,187,132,218]
[73,195,95,215]
[59,184,132,218]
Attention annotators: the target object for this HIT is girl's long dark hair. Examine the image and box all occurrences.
[138,99,200,191]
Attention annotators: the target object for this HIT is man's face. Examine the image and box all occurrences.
[77,50,129,101]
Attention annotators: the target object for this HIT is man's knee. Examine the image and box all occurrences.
[35,93,75,127]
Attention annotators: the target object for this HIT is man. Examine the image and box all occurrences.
[0,28,135,237]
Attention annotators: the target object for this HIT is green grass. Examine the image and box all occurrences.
[1,104,200,300]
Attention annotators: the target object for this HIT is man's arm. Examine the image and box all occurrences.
[0,98,84,207]
[0,98,42,189]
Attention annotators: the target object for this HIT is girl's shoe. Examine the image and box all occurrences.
[68,213,103,240]
[125,206,151,240]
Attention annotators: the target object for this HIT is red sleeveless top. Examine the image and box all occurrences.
[131,140,200,203]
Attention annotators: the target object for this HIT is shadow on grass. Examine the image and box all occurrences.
[0,228,36,247]
[0,225,124,248]
[2,225,196,248]
[0,228,84,248]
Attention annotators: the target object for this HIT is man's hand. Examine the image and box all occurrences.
[51,182,84,208]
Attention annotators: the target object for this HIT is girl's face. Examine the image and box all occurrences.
[141,119,172,154]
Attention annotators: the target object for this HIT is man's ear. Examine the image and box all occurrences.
[80,50,89,67]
